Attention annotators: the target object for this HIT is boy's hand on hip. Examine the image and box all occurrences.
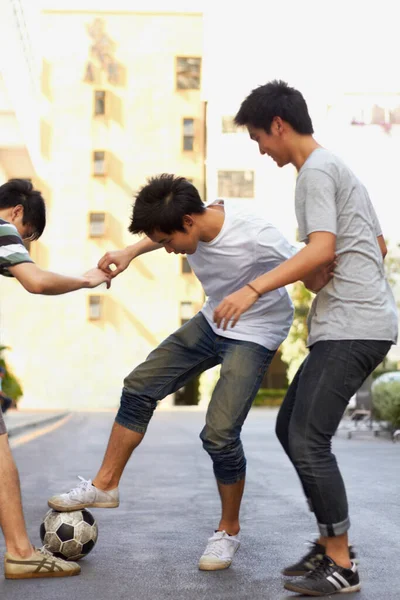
[213,286,259,330]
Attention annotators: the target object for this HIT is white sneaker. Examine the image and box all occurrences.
[48,476,119,512]
[198,530,240,571]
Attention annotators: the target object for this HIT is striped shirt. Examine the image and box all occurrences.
[0,219,33,277]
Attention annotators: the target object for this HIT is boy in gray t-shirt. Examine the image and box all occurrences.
[213,80,398,597]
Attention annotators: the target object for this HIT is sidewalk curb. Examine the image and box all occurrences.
[7,412,70,438]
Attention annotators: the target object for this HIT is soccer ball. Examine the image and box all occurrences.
[40,509,98,561]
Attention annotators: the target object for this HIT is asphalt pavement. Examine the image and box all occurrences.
[1,408,399,600]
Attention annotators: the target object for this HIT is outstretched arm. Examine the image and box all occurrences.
[98,237,162,278]
[8,263,111,295]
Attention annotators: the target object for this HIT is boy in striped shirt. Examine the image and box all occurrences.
[0,178,110,579]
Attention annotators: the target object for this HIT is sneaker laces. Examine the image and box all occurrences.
[305,555,335,580]
[65,476,93,500]
[38,545,66,562]
[203,532,236,558]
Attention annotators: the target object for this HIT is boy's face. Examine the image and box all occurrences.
[149,218,199,255]
[247,121,291,168]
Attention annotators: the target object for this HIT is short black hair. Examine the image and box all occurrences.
[0,179,46,240]
[129,174,205,236]
[235,80,314,135]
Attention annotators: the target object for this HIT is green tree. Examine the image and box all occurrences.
[0,345,23,403]
[281,283,313,383]
[384,244,400,295]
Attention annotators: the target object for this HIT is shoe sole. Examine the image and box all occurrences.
[284,582,361,596]
[5,570,80,579]
[198,561,232,571]
[47,500,119,512]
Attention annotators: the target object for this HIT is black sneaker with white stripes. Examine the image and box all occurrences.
[284,555,361,596]
[282,540,357,576]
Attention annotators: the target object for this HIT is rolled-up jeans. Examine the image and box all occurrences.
[116,313,275,484]
[276,339,391,537]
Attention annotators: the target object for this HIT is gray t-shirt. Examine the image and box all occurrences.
[296,148,398,346]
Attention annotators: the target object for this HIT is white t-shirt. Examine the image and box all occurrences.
[187,202,295,350]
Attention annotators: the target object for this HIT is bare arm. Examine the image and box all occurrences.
[98,237,162,277]
[8,263,110,295]
[377,235,387,259]
[249,231,336,295]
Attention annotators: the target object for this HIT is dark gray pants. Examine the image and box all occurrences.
[276,339,391,537]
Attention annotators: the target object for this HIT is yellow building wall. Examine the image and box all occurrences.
[0,10,204,409]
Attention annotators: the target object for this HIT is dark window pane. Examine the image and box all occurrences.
[183,118,194,151]
[183,136,194,151]
[94,91,106,116]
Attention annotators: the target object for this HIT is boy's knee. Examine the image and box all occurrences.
[288,432,309,468]
[200,426,234,454]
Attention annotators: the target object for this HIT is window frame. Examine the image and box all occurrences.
[176,56,201,91]
[93,150,106,177]
[94,90,106,117]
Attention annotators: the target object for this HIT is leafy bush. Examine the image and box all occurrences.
[0,346,23,404]
[372,380,400,428]
[253,388,287,407]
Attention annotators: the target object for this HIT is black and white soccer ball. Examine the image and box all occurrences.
[40,509,98,561]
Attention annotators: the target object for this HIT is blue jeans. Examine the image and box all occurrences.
[116,313,275,484]
[276,339,391,537]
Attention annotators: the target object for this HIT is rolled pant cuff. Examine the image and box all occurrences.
[115,415,148,435]
[215,471,246,486]
[318,516,350,537]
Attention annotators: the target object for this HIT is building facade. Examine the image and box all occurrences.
[0,5,205,409]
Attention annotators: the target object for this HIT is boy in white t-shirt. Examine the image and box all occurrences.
[48,174,329,570]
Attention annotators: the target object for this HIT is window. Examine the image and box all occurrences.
[389,106,400,124]
[93,151,106,176]
[217,170,254,198]
[88,295,102,320]
[181,256,192,274]
[180,301,194,325]
[89,212,106,237]
[176,57,201,90]
[94,90,106,116]
[221,116,238,134]
[183,118,195,151]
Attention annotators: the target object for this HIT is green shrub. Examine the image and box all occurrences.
[372,381,400,428]
[253,388,287,407]
[0,351,23,404]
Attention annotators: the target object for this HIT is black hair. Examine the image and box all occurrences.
[235,79,314,135]
[0,179,46,240]
[129,174,205,235]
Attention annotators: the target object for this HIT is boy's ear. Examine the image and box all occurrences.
[183,215,194,228]
[12,204,24,218]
